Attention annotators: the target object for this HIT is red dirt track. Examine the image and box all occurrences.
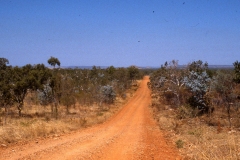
[0,76,180,160]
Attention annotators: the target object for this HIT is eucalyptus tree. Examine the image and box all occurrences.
[127,65,140,82]
[187,60,208,74]
[48,56,60,68]
[233,60,240,84]
[210,70,236,127]
[106,66,116,81]
[183,60,211,114]
[11,64,51,116]
[100,85,116,104]
[59,69,76,114]
[149,60,186,106]
[45,57,62,118]
[0,58,12,123]
[113,67,130,97]
[0,58,9,69]
[38,83,53,106]
[183,71,211,113]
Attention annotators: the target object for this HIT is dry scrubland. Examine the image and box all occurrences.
[0,57,143,148]
[1,58,240,159]
[148,60,240,159]
[0,77,180,160]
[0,83,139,146]
[151,102,240,159]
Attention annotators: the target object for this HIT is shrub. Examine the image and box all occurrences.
[183,71,211,113]
[176,139,184,148]
[100,85,116,104]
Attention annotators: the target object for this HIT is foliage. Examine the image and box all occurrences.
[0,58,12,117]
[150,60,213,114]
[48,56,61,68]
[0,58,12,124]
[106,66,116,81]
[149,60,186,106]
[187,60,208,74]
[175,139,184,148]
[127,65,140,81]
[233,60,240,83]
[100,85,116,104]
[210,70,236,127]
[0,58,9,69]
[183,70,211,113]
[0,56,142,119]
[37,83,53,106]
[183,71,210,93]
[10,64,51,116]
[59,75,76,114]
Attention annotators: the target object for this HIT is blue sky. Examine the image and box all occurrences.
[1,0,240,67]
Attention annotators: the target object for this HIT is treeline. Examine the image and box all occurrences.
[149,60,240,128]
[0,57,142,121]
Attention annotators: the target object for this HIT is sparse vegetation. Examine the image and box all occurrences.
[0,57,142,144]
[2,56,240,159]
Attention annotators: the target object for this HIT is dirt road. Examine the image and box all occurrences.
[0,76,180,160]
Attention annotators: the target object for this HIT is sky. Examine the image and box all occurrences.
[0,0,240,67]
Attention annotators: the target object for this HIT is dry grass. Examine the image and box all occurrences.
[0,81,140,145]
[150,100,240,160]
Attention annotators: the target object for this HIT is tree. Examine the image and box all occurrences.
[187,60,213,78]
[46,57,61,118]
[183,71,211,114]
[149,60,186,106]
[127,65,140,82]
[106,66,116,81]
[210,70,236,127]
[0,58,9,69]
[38,83,53,106]
[0,58,12,124]
[233,60,240,84]
[48,72,62,119]
[60,75,76,114]
[114,67,130,97]
[48,56,60,68]
[187,60,208,74]
[181,60,212,114]
[100,85,116,104]
[11,64,51,116]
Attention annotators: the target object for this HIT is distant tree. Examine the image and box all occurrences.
[48,56,60,68]
[128,65,140,82]
[233,60,240,84]
[187,60,208,73]
[114,67,130,97]
[106,66,116,81]
[0,58,9,69]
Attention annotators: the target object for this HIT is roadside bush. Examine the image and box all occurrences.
[183,71,211,114]
[100,85,116,104]
[175,139,184,148]
[177,105,196,119]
